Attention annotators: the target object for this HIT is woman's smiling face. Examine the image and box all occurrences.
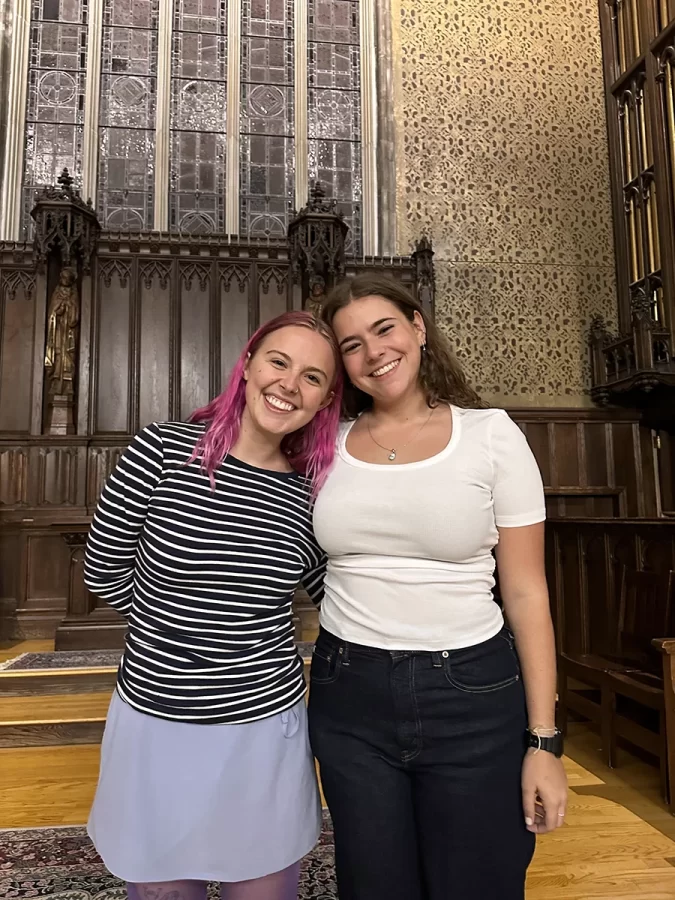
[242,325,336,439]
[331,295,426,405]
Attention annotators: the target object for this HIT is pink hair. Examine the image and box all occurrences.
[188,311,343,496]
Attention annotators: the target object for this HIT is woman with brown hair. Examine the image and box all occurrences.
[308,275,567,900]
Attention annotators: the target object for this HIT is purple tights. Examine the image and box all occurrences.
[126,861,301,900]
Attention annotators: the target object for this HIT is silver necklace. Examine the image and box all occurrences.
[366,408,435,461]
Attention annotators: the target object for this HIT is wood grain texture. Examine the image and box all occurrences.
[0,720,105,747]
[0,691,112,722]
[94,271,131,434]
[180,275,211,421]
[0,691,109,747]
[138,272,171,429]
[0,669,117,697]
[547,519,675,657]
[514,411,659,519]
[0,280,35,433]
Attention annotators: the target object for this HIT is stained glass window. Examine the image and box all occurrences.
[98,0,159,230]
[308,0,362,253]
[21,0,89,238]
[170,0,227,235]
[239,0,295,238]
[17,0,367,245]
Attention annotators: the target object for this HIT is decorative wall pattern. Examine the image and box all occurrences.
[395,0,618,405]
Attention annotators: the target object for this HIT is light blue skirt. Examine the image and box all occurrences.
[88,691,322,883]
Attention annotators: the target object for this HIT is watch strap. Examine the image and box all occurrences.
[526,728,564,758]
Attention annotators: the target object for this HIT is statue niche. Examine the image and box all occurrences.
[306,275,326,318]
[44,266,80,434]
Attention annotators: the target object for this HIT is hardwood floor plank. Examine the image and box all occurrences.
[0,692,111,723]
[0,744,100,828]
[0,640,54,663]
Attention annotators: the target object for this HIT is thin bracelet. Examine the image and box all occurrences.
[528,725,557,753]
[529,725,557,737]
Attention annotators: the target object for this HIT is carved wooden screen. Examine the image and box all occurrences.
[0,263,37,437]
[0,230,424,643]
[92,244,293,436]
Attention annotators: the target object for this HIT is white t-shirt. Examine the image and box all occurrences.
[312,406,546,650]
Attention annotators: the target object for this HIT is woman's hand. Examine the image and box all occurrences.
[522,749,568,834]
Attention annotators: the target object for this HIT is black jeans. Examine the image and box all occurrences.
[308,626,535,900]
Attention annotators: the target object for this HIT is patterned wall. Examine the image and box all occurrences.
[393,0,618,406]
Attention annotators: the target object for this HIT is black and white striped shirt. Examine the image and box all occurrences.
[84,421,325,725]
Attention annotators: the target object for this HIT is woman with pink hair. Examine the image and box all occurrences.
[84,311,343,900]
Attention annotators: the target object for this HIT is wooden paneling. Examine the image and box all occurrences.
[36,447,81,506]
[0,442,88,508]
[86,446,124,506]
[25,534,70,609]
[0,527,72,640]
[138,263,171,429]
[613,423,640,516]
[657,431,675,515]
[0,272,35,434]
[220,272,251,387]
[547,519,675,658]
[585,422,610,485]
[95,262,131,434]
[0,529,18,640]
[0,448,28,506]
[257,264,289,325]
[179,263,211,421]
[514,410,659,518]
[522,421,550,483]
[554,423,581,486]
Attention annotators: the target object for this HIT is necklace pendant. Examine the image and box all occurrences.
[388,450,396,461]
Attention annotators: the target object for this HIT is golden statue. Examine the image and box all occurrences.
[45,267,79,397]
[306,276,326,318]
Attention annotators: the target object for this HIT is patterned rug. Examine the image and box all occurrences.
[0,814,336,899]
[0,651,122,671]
[0,644,314,673]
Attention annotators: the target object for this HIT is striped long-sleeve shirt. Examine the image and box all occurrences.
[84,421,325,725]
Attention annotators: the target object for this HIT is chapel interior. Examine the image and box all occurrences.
[1,0,675,896]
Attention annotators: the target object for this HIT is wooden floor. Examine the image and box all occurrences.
[2,641,675,898]
[0,639,52,663]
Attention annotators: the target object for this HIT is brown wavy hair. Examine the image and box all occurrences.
[321,274,486,417]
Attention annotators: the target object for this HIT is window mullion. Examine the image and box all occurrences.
[225,0,242,235]
[154,0,174,231]
[295,0,308,211]
[81,0,103,207]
